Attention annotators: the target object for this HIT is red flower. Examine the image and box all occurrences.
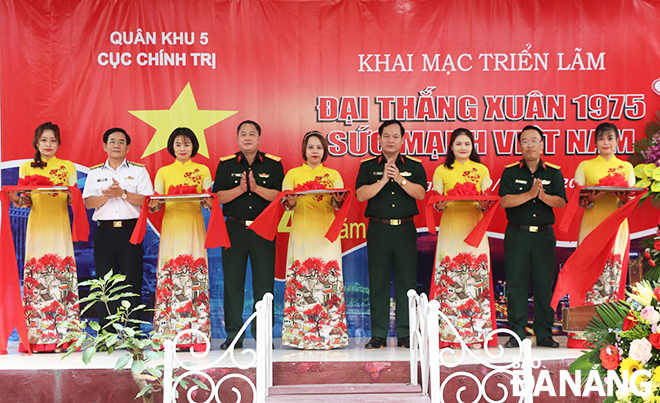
[623,312,638,331]
[654,240,660,252]
[649,333,660,350]
[651,260,657,268]
[645,251,652,259]
[599,345,620,370]
[654,286,660,303]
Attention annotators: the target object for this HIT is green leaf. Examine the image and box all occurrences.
[89,321,101,331]
[107,292,138,302]
[146,367,163,378]
[82,346,96,365]
[114,353,132,370]
[106,333,119,347]
[124,327,136,337]
[192,377,210,391]
[136,383,152,398]
[103,269,114,282]
[131,359,145,374]
[144,350,162,361]
[121,300,131,309]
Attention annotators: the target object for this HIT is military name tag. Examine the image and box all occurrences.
[515,179,527,184]
[231,173,243,177]
[374,171,383,176]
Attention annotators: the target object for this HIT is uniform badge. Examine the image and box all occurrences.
[400,172,412,177]
[231,173,244,177]
[541,180,551,185]
[126,176,134,180]
[374,171,383,176]
[98,178,108,182]
[258,173,270,178]
[515,179,527,184]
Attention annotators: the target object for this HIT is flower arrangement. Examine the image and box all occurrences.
[639,236,660,282]
[629,110,660,207]
[570,280,660,402]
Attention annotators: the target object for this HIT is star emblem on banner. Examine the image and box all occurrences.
[130,83,237,158]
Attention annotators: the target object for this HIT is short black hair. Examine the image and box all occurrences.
[517,125,544,143]
[167,127,199,158]
[378,120,405,136]
[102,128,131,145]
[237,120,261,136]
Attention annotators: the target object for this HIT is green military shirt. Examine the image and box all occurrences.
[212,151,284,220]
[498,158,567,226]
[355,154,427,219]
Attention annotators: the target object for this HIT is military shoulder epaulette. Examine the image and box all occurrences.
[405,155,422,163]
[504,161,520,168]
[219,154,237,162]
[128,161,145,167]
[264,153,281,162]
[361,156,377,163]
[89,163,104,170]
[545,161,561,170]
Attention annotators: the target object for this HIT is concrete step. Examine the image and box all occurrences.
[266,383,430,402]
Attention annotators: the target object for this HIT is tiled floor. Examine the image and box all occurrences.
[0,335,582,370]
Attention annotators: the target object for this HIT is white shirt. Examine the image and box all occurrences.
[82,159,154,221]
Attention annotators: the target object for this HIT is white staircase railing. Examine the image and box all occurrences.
[409,290,538,403]
[162,292,274,403]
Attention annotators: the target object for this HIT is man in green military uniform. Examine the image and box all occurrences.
[212,120,284,349]
[356,120,427,349]
[499,125,566,349]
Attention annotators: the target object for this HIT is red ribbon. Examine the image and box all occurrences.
[129,193,230,249]
[424,190,500,248]
[551,188,648,308]
[0,183,89,355]
[249,188,353,242]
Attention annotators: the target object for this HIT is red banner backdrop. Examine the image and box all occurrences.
[3,0,660,249]
[2,0,660,312]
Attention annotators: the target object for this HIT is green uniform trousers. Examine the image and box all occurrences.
[503,226,556,339]
[222,220,275,340]
[366,220,418,339]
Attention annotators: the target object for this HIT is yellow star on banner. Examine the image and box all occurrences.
[130,83,237,158]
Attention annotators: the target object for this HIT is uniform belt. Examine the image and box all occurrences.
[369,217,414,226]
[226,216,254,227]
[97,219,138,228]
[508,222,552,232]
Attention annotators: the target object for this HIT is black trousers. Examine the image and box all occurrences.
[222,220,276,340]
[93,222,144,330]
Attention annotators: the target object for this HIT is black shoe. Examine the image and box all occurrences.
[397,336,410,348]
[536,337,559,348]
[504,336,519,348]
[365,336,387,349]
[220,338,243,350]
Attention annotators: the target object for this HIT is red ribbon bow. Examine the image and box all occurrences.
[129,190,230,249]
[18,175,54,187]
[446,181,480,196]
[596,173,628,188]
